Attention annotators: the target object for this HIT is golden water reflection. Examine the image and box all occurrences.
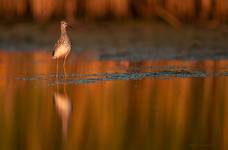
[0,51,228,150]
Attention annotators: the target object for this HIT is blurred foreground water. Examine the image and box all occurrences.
[0,50,228,150]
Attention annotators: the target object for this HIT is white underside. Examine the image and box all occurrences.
[53,45,70,59]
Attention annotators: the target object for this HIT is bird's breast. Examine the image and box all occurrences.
[53,44,71,58]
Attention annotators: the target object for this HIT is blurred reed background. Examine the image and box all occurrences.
[0,0,228,24]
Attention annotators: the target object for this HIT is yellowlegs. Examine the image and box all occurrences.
[52,21,72,73]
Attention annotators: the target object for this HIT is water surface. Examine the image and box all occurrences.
[0,50,228,150]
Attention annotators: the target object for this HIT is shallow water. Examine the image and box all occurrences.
[0,50,228,150]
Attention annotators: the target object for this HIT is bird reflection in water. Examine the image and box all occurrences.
[53,74,72,138]
[53,92,72,138]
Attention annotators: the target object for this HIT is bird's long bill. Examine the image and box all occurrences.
[67,25,73,29]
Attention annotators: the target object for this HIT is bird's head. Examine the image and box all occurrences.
[61,20,68,29]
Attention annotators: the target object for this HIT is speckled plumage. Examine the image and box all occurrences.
[52,21,71,59]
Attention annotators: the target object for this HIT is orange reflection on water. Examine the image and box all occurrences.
[0,50,227,150]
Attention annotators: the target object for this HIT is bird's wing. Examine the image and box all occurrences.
[52,36,64,57]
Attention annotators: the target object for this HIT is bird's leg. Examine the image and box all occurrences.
[63,54,68,78]
[56,58,59,91]
[63,55,67,69]
[56,58,59,79]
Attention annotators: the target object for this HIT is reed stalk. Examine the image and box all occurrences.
[0,0,228,23]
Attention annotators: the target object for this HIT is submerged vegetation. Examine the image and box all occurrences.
[0,0,228,24]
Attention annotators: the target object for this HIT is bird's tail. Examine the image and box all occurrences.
[52,51,57,59]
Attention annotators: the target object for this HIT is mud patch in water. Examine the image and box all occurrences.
[16,68,228,86]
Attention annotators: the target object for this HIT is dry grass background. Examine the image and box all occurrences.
[0,0,227,24]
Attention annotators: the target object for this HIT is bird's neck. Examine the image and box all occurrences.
[61,27,67,36]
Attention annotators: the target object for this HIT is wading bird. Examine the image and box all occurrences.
[52,21,72,75]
